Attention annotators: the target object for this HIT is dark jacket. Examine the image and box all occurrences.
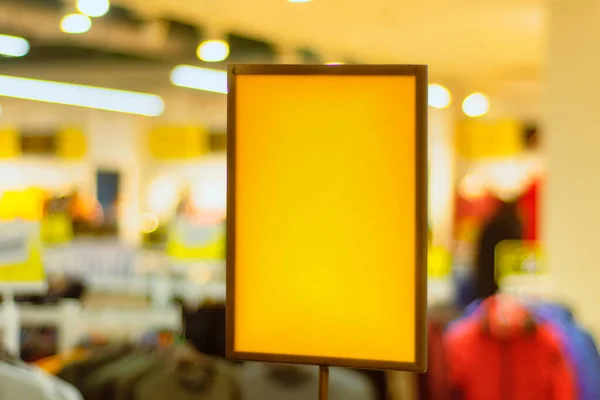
[475,201,522,299]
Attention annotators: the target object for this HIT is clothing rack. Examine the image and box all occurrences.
[80,276,226,307]
[18,300,182,354]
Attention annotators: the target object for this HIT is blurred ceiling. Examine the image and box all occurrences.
[0,0,544,110]
[112,0,545,85]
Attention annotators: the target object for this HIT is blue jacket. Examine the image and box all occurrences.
[534,303,600,400]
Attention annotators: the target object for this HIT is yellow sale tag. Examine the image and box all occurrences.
[0,189,44,221]
[57,127,87,159]
[166,218,225,260]
[456,119,523,160]
[495,240,546,281]
[148,125,206,160]
[0,127,20,158]
[41,214,73,245]
[0,221,45,285]
[428,246,452,278]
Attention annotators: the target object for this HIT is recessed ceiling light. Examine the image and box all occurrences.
[197,40,230,62]
[462,92,490,117]
[77,0,110,18]
[0,34,30,57]
[428,84,451,109]
[60,13,92,34]
[289,0,312,3]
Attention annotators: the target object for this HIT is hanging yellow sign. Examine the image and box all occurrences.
[0,221,45,287]
[456,119,523,160]
[148,125,206,160]
[0,189,45,221]
[166,218,225,260]
[57,127,87,159]
[0,128,20,158]
[495,240,546,281]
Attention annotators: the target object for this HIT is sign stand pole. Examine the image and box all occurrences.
[318,365,329,400]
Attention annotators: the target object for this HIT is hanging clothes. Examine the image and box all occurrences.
[445,296,577,400]
[0,359,82,400]
[56,342,240,400]
[417,305,461,400]
[534,303,600,400]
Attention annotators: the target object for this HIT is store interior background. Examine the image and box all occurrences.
[0,0,597,399]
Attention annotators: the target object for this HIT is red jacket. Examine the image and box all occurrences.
[445,297,577,400]
[518,178,541,241]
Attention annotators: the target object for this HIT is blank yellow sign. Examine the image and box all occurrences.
[227,65,427,371]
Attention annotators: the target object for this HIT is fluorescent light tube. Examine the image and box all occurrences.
[0,34,30,57]
[0,75,165,116]
[170,65,227,94]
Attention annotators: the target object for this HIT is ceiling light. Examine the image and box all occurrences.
[325,61,344,66]
[428,84,451,109]
[76,0,110,18]
[197,40,230,62]
[60,13,92,34]
[462,92,490,117]
[289,0,312,2]
[170,65,227,94]
[0,34,30,57]
[0,75,165,116]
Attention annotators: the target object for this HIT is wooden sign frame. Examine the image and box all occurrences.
[226,64,428,372]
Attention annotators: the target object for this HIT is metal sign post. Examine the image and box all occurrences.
[318,366,329,400]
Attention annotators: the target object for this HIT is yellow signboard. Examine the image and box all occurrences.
[227,65,427,371]
[57,127,87,159]
[148,125,206,160]
[495,240,546,281]
[0,221,45,288]
[428,246,452,278]
[0,189,45,221]
[41,214,74,245]
[0,128,20,158]
[166,218,225,260]
[456,119,523,160]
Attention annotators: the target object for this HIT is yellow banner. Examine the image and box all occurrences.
[166,218,225,260]
[0,128,20,158]
[149,125,206,160]
[456,119,523,160]
[495,240,546,281]
[0,221,45,285]
[57,127,87,159]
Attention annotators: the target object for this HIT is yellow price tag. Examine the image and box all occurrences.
[495,240,546,281]
[0,128,20,158]
[149,125,206,160]
[41,214,73,245]
[0,189,44,221]
[456,119,523,160]
[57,127,87,159]
[167,218,225,260]
[0,221,45,286]
[428,246,452,278]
